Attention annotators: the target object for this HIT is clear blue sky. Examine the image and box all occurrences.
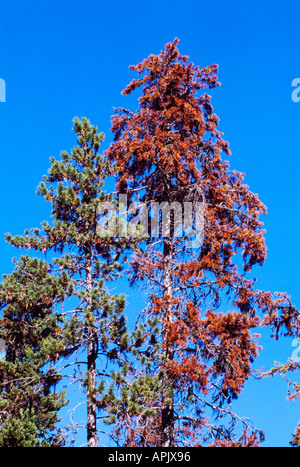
[1,0,300,447]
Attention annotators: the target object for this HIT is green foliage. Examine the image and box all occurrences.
[0,409,39,447]
[0,256,68,446]
[2,117,131,446]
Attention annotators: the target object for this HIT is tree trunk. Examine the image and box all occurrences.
[86,251,98,448]
[87,338,97,447]
[161,238,175,447]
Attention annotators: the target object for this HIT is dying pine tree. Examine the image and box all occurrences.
[106,39,300,446]
[5,118,129,447]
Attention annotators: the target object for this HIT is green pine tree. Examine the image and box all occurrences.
[5,117,130,447]
[0,256,68,447]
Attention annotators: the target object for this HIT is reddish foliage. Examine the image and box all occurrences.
[106,39,299,447]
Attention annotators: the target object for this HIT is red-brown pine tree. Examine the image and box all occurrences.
[106,39,300,447]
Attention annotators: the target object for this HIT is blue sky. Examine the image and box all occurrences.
[1,0,300,446]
